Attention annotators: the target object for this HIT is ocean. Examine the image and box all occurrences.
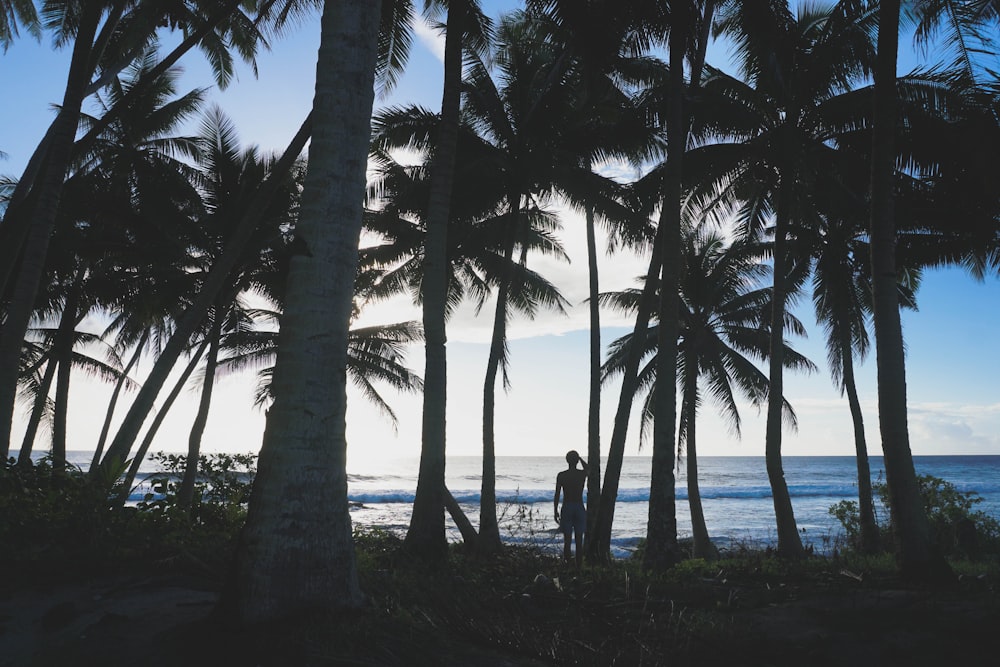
[47,452,1000,558]
[346,455,1000,557]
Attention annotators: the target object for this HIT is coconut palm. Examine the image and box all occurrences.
[216,308,424,424]
[586,0,721,565]
[0,0,38,49]
[226,0,392,623]
[688,0,876,557]
[602,225,814,559]
[522,0,666,542]
[866,0,998,579]
[405,0,492,562]
[6,49,205,471]
[369,73,578,552]
[0,0,316,458]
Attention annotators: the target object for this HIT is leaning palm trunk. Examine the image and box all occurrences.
[95,116,312,479]
[839,329,879,553]
[644,18,686,571]
[764,180,804,558]
[683,345,716,560]
[869,0,947,580]
[116,339,210,507]
[405,1,465,562]
[177,312,223,509]
[478,221,519,555]
[0,0,247,296]
[225,0,377,623]
[90,332,147,472]
[17,353,57,467]
[0,5,101,457]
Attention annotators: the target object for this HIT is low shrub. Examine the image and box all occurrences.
[829,474,1000,559]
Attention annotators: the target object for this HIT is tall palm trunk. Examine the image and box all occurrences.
[116,338,210,506]
[644,16,686,571]
[50,281,82,473]
[177,311,223,509]
[0,4,101,457]
[478,216,519,555]
[584,173,602,543]
[17,353,57,467]
[765,176,804,558]
[683,343,715,559]
[869,0,948,580]
[590,1,716,564]
[90,331,147,472]
[406,1,466,562]
[590,223,663,561]
[225,0,378,623]
[95,116,312,479]
[839,329,879,553]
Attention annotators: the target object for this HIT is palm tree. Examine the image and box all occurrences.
[225,0,383,623]
[0,0,38,49]
[216,309,424,426]
[589,0,720,565]
[406,0,492,562]
[0,0,312,457]
[866,0,997,579]
[370,66,576,553]
[689,0,876,557]
[94,115,313,479]
[523,0,664,542]
[602,225,814,559]
[463,14,658,552]
[168,107,303,509]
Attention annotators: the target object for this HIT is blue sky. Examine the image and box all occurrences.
[2,2,999,466]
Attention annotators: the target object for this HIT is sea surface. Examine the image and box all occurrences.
[50,452,1000,558]
[345,455,1000,557]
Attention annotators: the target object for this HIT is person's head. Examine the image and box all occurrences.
[566,450,580,467]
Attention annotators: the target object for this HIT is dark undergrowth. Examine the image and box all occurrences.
[3,458,999,666]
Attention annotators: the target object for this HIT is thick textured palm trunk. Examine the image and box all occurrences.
[178,313,222,509]
[0,5,101,458]
[869,0,949,581]
[406,1,466,562]
[96,117,312,479]
[765,184,804,558]
[644,23,685,571]
[225,0,377,622]
[840,333,879,553]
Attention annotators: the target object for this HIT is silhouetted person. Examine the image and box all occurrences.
[554,450,587,567]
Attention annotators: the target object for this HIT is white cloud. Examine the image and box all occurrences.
[413,16,446,64]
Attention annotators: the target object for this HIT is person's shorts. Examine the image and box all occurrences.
[560,502,586,537]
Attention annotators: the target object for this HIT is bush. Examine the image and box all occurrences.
[0,452,256,578]
[829,474,1000,559]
